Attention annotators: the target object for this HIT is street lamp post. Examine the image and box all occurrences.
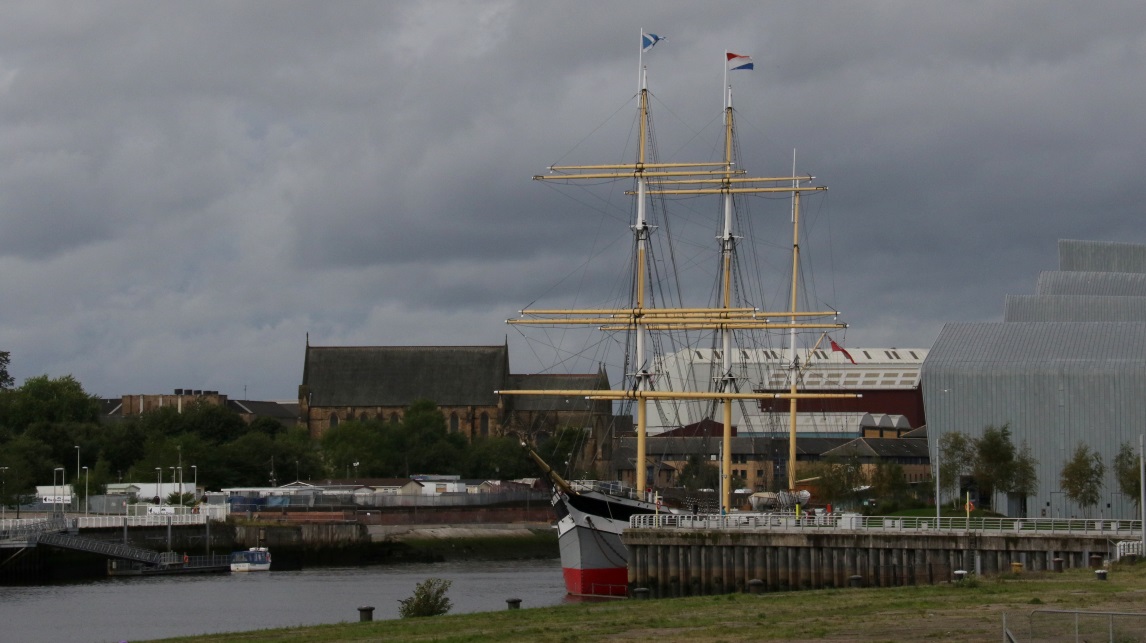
[191,465,197,502]
[169,467,176,505]
[82,466,89,515]
[74,446,80,512]
[53,467,65,517]
[295,460,299,483]
[0,466,7,520]
[933,432,941,524]
[155,467,162,505]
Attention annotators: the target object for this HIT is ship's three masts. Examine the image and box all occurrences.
[500,58,852,512]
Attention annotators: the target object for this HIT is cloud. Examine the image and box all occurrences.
[2,1,1146,399]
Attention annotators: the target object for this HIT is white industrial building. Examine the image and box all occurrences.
[923,239,1146,519]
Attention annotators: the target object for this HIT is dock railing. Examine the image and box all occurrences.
[629,512,1142,536]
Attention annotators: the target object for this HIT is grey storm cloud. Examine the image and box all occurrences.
[1,1,1145,399]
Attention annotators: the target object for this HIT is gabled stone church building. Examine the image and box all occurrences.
[298,341,613,447]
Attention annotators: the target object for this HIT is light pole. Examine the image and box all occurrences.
[169,467,176,505]
[53,467,65,517]
[191,465,198,502]
[295,460,299,482]
[82,466,89,515]
[74,446,80,512]
[0,466,7,520]
[155,467,162,505]
[933,431,941,524]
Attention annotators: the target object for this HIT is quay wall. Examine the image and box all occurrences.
[622,528,1118,597]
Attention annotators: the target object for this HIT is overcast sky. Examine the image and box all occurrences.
[2,2,1144,400]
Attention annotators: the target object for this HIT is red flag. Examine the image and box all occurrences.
[830,338,856,364]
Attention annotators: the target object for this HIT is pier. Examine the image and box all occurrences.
[622,513,1143,597]
[0,511,229,577]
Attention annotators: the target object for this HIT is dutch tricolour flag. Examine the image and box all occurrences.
[727,52,754,71]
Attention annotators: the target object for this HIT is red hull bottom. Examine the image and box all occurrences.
[563,566,629,597]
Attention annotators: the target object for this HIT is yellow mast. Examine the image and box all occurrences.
[503,65,852,507]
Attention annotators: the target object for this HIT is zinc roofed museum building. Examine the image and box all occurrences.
[922,239,1146,519]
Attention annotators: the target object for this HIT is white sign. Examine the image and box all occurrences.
[147,506,175,515]
[42,495,72,504]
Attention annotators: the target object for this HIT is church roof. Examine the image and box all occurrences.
[302,344,509,407]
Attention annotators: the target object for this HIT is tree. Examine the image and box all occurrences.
[0,374,100,430]
[870,461,909,506]
[1060,442,1105,516]
[464,436,533,479]
[799,455,866,510]
[398,578,452,618]
[0,350,13,390]
[972,424,1016,509]
[1114,441,1141,508]
[677,454,720,491]
[939,431,974,506]
[1011,440,1039,498]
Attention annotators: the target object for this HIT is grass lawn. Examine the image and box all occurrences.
[149,560,1146,642]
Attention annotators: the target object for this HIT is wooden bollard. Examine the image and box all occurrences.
[506,598,522,609]
[357,606,375,622]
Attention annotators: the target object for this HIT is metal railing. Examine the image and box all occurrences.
[33,531,163,564]
[75,514,212,529]
[0,517,66,542]
[1025,609,1146,642]
[629,512,1143,536]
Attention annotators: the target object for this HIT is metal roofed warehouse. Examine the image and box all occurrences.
[922,240,1146,519]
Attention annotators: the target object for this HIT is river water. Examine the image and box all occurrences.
[0,558,567,643]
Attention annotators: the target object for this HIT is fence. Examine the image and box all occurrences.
[1024,609,1146,642]
[226,490,549,512]
[630,513,1143,537]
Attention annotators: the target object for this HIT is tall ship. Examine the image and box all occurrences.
[500,33,855,597]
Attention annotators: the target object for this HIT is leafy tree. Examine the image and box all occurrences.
[799,455,866,509]
[0,374,100,431]
[939,431,974,506]
[1114,441,1141,508]
[538,427,587,473]
[321,420,386,478]
[465,436,534,479]
[677,454,720,491]
[1012,440,1039,498]
[398,578,452,618]
[870,461,909,506]
[972,424,1016,509]
[0,350,13,390]
[1060,442,1105,516]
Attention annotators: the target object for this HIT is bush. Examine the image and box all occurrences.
[398,578,452,618]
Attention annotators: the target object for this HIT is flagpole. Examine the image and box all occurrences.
[723,50,729,114]
[639,28,644,92]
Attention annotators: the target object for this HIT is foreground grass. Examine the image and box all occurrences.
[151,563,1146,642]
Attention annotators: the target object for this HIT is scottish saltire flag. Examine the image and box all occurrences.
[727,52,754,71]
[642,33,665,52]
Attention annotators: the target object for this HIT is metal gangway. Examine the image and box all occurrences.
[0,514,204,571]
[32,531,172,565]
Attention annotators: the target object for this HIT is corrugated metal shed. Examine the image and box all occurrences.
[1059,239,1146,274]
[1035,271,1146,296]
[1005,295,1146,322]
